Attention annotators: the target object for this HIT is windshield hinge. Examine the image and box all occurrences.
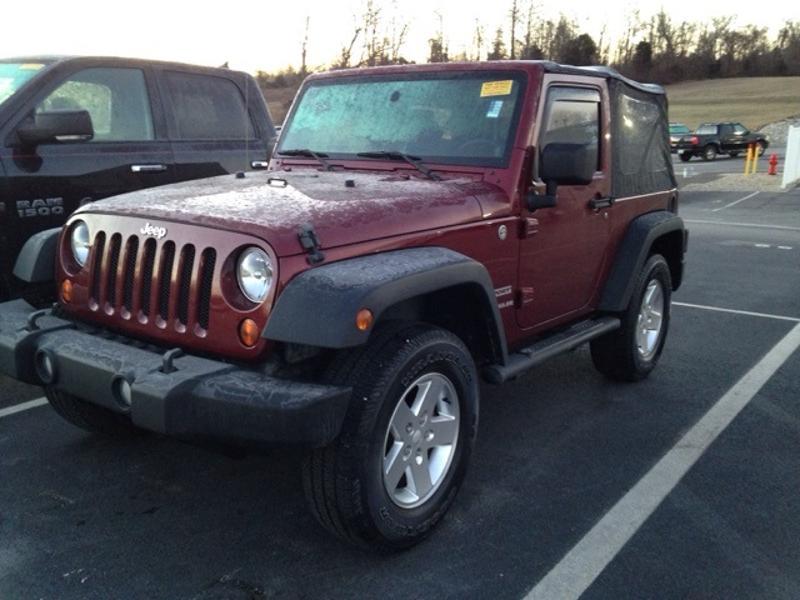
[298,224,325,265]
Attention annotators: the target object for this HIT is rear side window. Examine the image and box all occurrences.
[164,72,255,140]
[696,124,718,135]
[540,87,601,170]
[37,68,154,141]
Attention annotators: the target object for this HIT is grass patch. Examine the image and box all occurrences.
[667,77,800,130]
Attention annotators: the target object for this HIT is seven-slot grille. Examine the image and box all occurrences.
[87,230,216,334]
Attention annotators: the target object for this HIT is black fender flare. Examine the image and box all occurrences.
[264,247,508,363]
[13,227,61,283]
[599,211,686,313]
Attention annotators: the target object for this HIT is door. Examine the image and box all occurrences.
[516,84,611,330]
[160,71,269,182]
[0,66,173,294]
[718,124,736,152]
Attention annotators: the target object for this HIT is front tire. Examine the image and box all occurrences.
[46,388,140,436]
[591,254,672,382]
[302,323,479,550]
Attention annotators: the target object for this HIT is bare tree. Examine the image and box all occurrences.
[300,16,310,75]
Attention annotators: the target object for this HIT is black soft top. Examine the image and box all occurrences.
[539,61,666,95]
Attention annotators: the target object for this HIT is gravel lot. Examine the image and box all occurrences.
[1,187,799,599]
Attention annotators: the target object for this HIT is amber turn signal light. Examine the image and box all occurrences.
[60,279,73,303]
[238,318,260,348]
[355,308,374,331]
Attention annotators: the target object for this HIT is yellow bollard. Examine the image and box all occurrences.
[744,144,752,175]
[751,144,759,174]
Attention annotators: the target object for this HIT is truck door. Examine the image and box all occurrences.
[516,83,611,331]
[718,124,736,152]
[0,65,174,295]
[160,70,272,182]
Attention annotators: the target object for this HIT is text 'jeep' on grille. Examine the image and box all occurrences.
[0,61,687,549]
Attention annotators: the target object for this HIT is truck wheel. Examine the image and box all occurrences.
[701,145,717,161]
[591,254,672,382]
[46,388,140,436]
[679,153,692,162]
[755,142,766,157]
[302,323,479,550]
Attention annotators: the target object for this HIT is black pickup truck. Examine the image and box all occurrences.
[0,56,277,300]
[675,122,768,162]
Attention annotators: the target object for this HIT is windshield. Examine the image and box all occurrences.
[278,72,525,167]
[0,62,47,106]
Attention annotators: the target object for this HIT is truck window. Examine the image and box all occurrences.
[719,124,734,136]
[733,124,748,134]
[695,124,717,135]
[37,68,154,141]
[164,72,255,140]
[540,87,600,170]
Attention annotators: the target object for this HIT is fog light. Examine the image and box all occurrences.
[34,349,57,384]
[238,318,260,348]
[355,308,373,331]
[61,279,73,303]
[111,376,132,410]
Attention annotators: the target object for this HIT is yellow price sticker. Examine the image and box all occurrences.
[480,80,514,97]
[20,63,45,71]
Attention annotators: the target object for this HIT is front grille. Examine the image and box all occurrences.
[87,232,215,334]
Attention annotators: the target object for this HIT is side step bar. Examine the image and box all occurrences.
[483,316,620,384]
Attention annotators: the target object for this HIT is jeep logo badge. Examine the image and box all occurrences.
[140,222,167,239]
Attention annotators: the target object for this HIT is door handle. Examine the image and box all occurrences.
[251,160,269,169]
[589,196,614,210]
[131,164,167,173]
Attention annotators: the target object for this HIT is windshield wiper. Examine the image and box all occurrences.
[356,150,441,181]
[278,148,334,171]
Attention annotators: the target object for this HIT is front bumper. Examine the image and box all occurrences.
[0,300,350,448]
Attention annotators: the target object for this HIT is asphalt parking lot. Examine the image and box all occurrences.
[2,187,800,599]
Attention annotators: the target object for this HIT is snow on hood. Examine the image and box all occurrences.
[76,169,505,256]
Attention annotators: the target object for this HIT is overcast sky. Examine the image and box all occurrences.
[1,1,792,73]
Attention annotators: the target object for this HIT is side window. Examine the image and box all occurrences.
[696,124,717,135]
[164,72,255,140]
[733,124,747,134]
[38,68,154,141]
[719,124,734,136]
[540,87,601,171]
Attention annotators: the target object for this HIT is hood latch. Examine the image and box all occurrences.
[298,224,325,265]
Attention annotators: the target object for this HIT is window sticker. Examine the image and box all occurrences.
[20,64,45,71]
[486,100,503,119]
[480,80,513,97]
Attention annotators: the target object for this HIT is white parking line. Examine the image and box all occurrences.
[526,323,800,600]
[686,219,800,233]
[711,191,760,212]
[673,301,800,323]
[0,397,48,419]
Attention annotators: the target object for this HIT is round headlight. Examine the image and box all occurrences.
[70,221,91,267]
[237,247,273,304]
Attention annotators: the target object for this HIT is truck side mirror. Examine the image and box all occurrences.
[526,143,596,211]
[17,110,94,148]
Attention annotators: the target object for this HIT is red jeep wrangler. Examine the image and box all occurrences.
[0,61,686,549]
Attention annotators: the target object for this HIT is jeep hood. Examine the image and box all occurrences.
[76,170,504,256]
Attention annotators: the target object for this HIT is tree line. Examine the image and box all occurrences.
[255,2,800,91]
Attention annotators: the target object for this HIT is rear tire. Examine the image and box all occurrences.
[701,145,717,161]
[46,388,140,436]
[678,153,692,162]
[591,255,672,382]
[302,323,479,550]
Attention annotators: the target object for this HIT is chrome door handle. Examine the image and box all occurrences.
[251,160,269,169]
[131,164,167,173]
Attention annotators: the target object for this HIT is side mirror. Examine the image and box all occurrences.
[526,143,596,211]
[17,110,94,148]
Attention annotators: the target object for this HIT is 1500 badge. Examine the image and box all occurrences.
[16,197,64,218]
